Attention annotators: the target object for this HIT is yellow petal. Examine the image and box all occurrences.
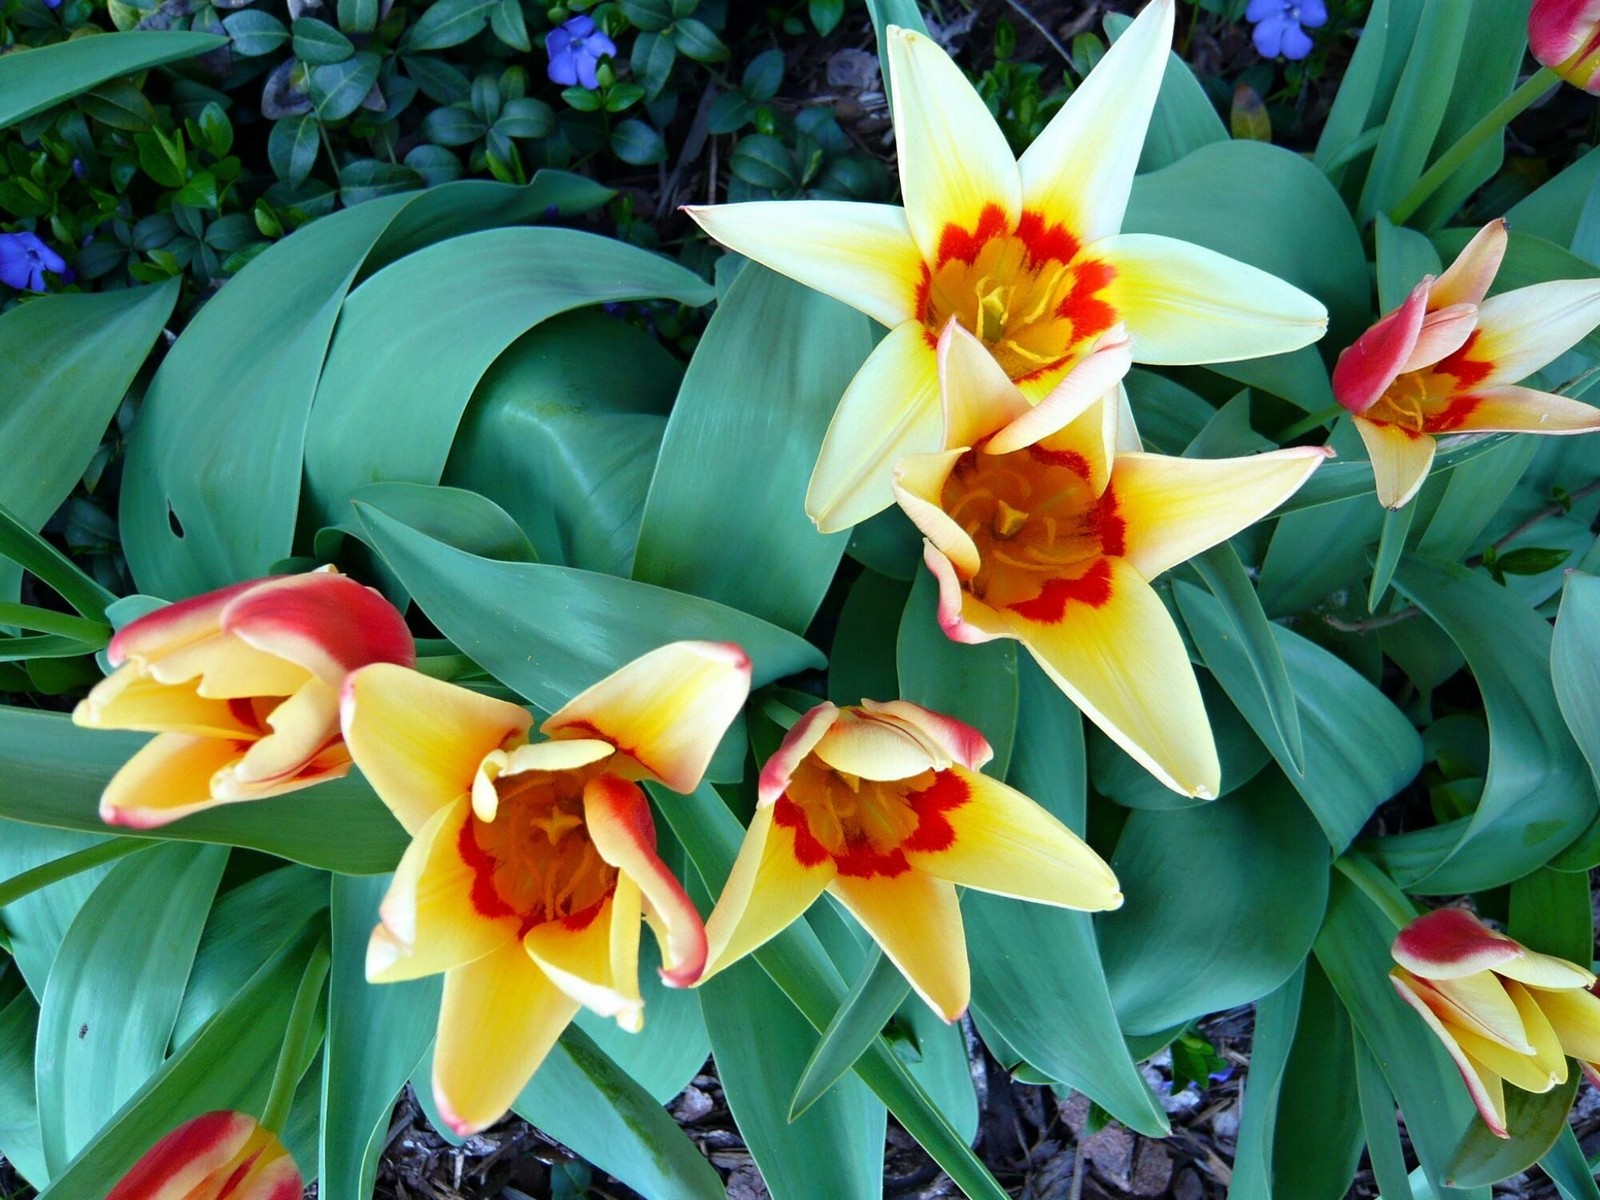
[99,732,248,829]
[1474,279,1600,386]
[1354,416,1437,510]
[1391,968,1509,1137]
[812,705,947,781]
[905,766,1122,911]
[1430,971,1536,1053]
[683,201,923,330]
[473,738,615,822]
[214,679,339,798]
[857,700,993,771]
[922,540,1013,645]
[830,869,969,1021]
[937,319,1030,450]
[986,334,1132,457]
[1112,446,1332,581]
[73,668,258,738]
[757,702,840,806]
[366,796,515,984]
[543,641,752,794]
[145,632,310,699]
[106,580,252,668]
[524,897,641,1028]
[1450,1022,1564,1095]
[1528,984,1600,1063]
[1498,950,1596,990]
[885,26,1020,266]
[1400,303,1478,374]
[1430,219,1507,310]
[341,663,532,836]
[107,1111,302,1200]
[1003,558,1218,798]
[1096,233,1329,364]
[1505,979,1571,1085]
[893,448,980,578]
[1016,0,1172,241]
[432,942,580,1137]
[702,803,835,978]
[807,321,943,533]
[609,874,645,1032]
[1428,385,1600,436]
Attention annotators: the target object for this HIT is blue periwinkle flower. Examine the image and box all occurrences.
[1246,0,1327,60]
[0,231,68,292]
[546,14,616,90]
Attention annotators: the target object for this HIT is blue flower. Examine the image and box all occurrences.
[546,14,616,90]
[1246,0,1327,60]
[0,231,68,292]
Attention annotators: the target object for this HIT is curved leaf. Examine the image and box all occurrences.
[0,32,224,129]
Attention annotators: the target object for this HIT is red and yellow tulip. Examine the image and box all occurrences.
[685,0,1327,533]
[107,1111,300,1200]
[72,568,414,829]
[1530,0,1600,94]
[891,322,1327,798]
[1391,907,1600,1137]
[340,640,751,1136]
[1332,219,1600,509]
[701,699,1121,1020]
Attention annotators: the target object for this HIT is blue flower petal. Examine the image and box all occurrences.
[1245,0,1284,22]
[1298,0,1329,28]
[576,53,600,90]
[1279,21,1315,59]
[1251,13,1289,57]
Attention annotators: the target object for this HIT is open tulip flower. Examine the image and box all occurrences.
[701,699,1121,1020]
[1332,219,1600,509]
[1390,907,1600,1137]
[1530,0,1600,94]
[685,0,1327,533]
[340,641,751,1136]
[107,1111,301,1200]
[892,322,1329,797]
[72,567,414,829]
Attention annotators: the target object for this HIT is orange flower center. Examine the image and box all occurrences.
[460,761,617,935]
[1364,331,1491,436]
[915,206,1117,383]
[941,442,1126,619]
[775,760,969,878]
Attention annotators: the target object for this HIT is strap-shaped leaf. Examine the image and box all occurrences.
[0,33,224,129]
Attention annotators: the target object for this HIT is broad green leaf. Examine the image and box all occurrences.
[1369,502,1416,612]
[1449,1079,1581,1187]
[0,824,116,1000]
[789,950,907,1121]
[968,660,1169,1136]
[321,874,438,1200]
[1276,434,1513,517]
[1553,571,1600,796]
[302,227,712,541]
[0,501,117,623]
[1228,968,1304,1200]
[36,843,226,1173]
[1124,369,1216,454]
[1415,439,1539,564]
[1356,1035,1414,1200]
[1374,558,1597,891]
[443,311,682,577]
[634,266,867,633]
[1315,872,1478,1200]
[0,281,178,603]
[1124,140,1369,347]
[1509,866,1594,964]
[897,571,1018,780]
[320,482,536,574]
[1507,146,1600,250]
[0,990,46,1185]
[1540,1126,1600,1200]
[0,708,407,874]
[1100,773,1329,1035]
[123,174,610,597]
[573,932,709,1103]
[1271,959,1364,1200]
[1313,0,1389,180]
[1104,12,1227,172]
[34,927,318,1200]
[516,1025,726,1200]
[1376,213,1442,310]
[1176,583,1422,851]
[827,569,906,707]
[0,32,225,129]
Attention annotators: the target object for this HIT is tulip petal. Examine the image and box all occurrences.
[758,703,840,807]
[1400,303,1478,374]
[543,642,751,794]
[433,941,581,1137]
[1112,446,1332,581]
[367,797,514,983]
[1016,0,1172,241]
[1527,984,1600,1062]
[937,319,1030,450]
[683,201,924,330]
[1431,220,1508,310]
[473,738,615,822]
[812,706,948,781]
[1473,278,1600,386]
[1530,0,1600,91]
[1392,908,1526,977]
[222,570,416,682]
[583,774,707,986]
[216,679,340,798]
[107,1111,301,1200]
[905,766,1123,911]
[144,633,310,699]
[1429,971,1536,1053]
[1391,968,1508,1137]
[923,541,1011,645]
[524,897,642,1028]
[1505,979,1571,1085]
[1449,1020,1564,1094]
[609,874,645,1032]
[1497,949,1597,990]
[886,26,1021,266]
[1332,279,1431,414]
[1354,416,1437,510]
[1425,385,1600,436]
[893,449,980,578]
[100,732,256,828]
[1004,558,1218,798]
[858,699,993,771]
[807,321,943,532]
[830,869,969,1021]
[987,336,1132,457]
[74,670,258,738]
[106,580,259,669]
[1096,233,1328,365]
[341,663,532,836]
[702,803,835,977]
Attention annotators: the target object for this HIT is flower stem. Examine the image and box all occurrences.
[0,839,146,909]
[259,933,331,1137]
[1389,67,1559,227]
[1275,404,1345,443]
[1334,852,1417,930]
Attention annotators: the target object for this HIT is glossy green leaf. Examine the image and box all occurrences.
[0,502,117,623]
[443,311,682,576]
[302,227,711,540]
[1553,571,1600,796]
[1312,0,1389,179]
[0,824,116,1000]
[897,571,1018,781]
[0,32,225,129]
[327,481,535,565]
[0,989,45,1185]
[123,174,610,597]
[634,266,866,633]
[1100,773,1329,1035]
[1373,558,1597,891]
[1176,583,1422,851]
[321,873,438,1200]
[1104,12,1226,172]
[789,950,906,1121]
[1539,1126,1600,1200]
[36,844,225,1173]
[516,1024,726,1200]
[1275,434,1512,518]
[0,708,407,874]
[1271,958,1364,1200]
[968,660,1167,1135]
[1376,212,1441,310]
[1369,501,1416,612]
[1509,865,1594,964]
[1449,1077,1580,1188]
[1415,439,1539,564]
[1228,967,1304,1200]
[1355,1034,1414,1200]
[827,570,905,707]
